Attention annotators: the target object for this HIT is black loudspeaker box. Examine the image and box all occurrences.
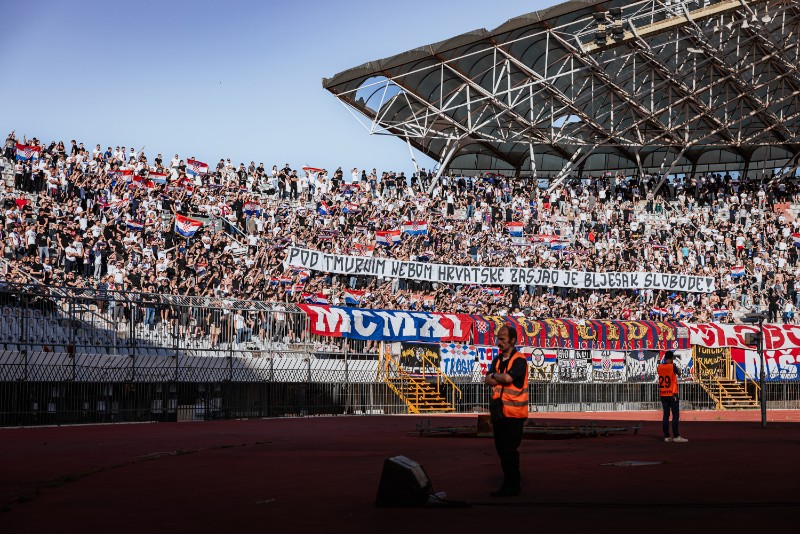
[374,455,432,508]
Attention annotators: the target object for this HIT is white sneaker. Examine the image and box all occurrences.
[664,437,673,442]
[672,436,688,443]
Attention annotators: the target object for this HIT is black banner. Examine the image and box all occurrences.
[400,342,441,377]
[694,346,728,380]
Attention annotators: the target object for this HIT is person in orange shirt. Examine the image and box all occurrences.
[658,351,688,443]
[485,325,529,496]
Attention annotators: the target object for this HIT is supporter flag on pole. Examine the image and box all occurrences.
[376,230,402,246]
[15,143,41,161]
[793,233,800,248]
[344,289,365,306]
[186,158,209,176]
[174,214,203,237]
[731,266,745,278]
[401,220,428,235]
[506,221,524,237]
[126,220,144,232]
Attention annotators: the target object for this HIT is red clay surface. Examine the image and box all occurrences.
[1,410,799,533]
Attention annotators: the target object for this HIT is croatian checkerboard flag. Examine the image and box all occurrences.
[318,201,330,216]
[174,214,203,237]
[15,143,41,161]
[591,351,625,370]
[731,266,745,278]
[186,158,209,176]
[311,293,329,305]
[376,230,401,246]
[793,233,800,248]
[126,220,144,232]
[507,221,524,237]
[401,220,428,235]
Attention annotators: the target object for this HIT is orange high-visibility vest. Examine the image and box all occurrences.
[657,363,678,397]
[491,352,529,418]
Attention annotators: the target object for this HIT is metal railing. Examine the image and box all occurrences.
[0,283,799,425]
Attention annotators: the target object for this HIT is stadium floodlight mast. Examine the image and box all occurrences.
[742,312,767,427]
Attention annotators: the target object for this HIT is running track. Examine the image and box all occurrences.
[1,410,798,533]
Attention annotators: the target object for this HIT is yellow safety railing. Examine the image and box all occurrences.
[417,351,463,401]
[380,350,460,413]
[730,359,761,402]
[381,351,421,413]
[695,359,724,409]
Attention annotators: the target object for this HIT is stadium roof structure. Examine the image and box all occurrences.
[323,0,800,183]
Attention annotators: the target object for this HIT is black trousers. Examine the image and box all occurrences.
[661,395,680,438]
[492,417,525,489]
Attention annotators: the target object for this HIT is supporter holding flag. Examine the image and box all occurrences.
[401,220,428,235]
[376,230,401,246]
[309,293,329,305]
[186,158,209,176]
[344,289,365,306]
[507,221,524,237]
[730,266,745,278]
[15,143,41,161]
[149,170,168,185]
[712,308,729,321]
[174,214,203,237]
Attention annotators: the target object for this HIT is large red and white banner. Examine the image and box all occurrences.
[689,324,800,350]
[730,347,800,381]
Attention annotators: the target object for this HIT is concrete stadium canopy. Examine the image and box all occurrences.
[323,0,800,178]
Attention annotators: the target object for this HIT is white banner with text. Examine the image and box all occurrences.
[284,247,715,292]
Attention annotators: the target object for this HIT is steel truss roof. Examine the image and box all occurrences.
[323,0,800,176]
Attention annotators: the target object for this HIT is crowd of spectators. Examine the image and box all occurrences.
[1,130,799,332]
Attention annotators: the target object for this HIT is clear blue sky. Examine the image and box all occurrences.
[0,0,551,174]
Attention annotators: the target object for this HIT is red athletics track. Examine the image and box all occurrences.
[1,411,798,533]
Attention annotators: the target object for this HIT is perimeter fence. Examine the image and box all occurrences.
[0,283,798,426]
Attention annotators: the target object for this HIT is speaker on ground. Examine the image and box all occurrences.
[374,455,432,508]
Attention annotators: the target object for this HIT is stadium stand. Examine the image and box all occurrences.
[1,130,798,332]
